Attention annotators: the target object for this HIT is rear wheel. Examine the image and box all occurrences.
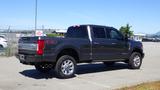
[128,52,142,69]
[35,63,53,73]
[55,55,76,79]
[103,61,115,66]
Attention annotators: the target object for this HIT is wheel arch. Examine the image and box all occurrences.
[56,47,80,63]
[131,47,143,57]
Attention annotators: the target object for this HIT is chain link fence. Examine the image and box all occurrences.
[0,32,22,56]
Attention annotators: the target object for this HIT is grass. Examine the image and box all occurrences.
[0,44,18,57]
[116,81,160,90]
[46,33,64,37]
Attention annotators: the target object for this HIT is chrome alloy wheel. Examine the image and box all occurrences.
[61,59,74,75]
[133,55,141,67]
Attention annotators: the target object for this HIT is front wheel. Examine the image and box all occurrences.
[55,55,76,79]
[128,52,142,69]
[35,63,53,73]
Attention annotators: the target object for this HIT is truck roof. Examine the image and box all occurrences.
[69,24,116,29]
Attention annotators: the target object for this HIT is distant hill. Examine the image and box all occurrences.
[146,31,160,38]
[155,31,160,35]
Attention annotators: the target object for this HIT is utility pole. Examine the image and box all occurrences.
[8,26,11,33]
[42,25,44,30]
[35,0,38,31]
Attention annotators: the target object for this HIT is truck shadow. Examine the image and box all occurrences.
[19,63,129,79]
[19,69,56,79]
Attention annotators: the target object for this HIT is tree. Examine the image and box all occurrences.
[119,24,134,37]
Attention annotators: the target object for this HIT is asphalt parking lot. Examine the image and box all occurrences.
[0,42,160,90]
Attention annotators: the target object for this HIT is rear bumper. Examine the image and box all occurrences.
[16,54,56,65]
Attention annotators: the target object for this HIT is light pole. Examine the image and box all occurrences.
[35,0,38,31]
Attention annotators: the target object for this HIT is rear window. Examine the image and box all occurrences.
[66,26,88,38]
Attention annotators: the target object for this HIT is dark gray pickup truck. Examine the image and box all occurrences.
[17,25,144,78]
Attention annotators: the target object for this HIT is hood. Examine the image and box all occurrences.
[129,39,143,50]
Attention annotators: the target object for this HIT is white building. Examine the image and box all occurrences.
[56,29,67,34]
[133,33,146,42]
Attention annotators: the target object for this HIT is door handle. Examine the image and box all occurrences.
[94,42,100,45]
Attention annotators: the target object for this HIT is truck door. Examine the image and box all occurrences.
[91,26,113,60]
[106,28,129,59]
[91,26,129,61]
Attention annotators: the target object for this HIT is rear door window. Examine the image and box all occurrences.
[92,27,106,38]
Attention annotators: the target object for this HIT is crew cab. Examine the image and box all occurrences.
[17,25,144,78]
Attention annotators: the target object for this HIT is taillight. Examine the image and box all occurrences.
[37,40,45,55]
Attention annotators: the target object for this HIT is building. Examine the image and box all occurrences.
[132,33,146,42]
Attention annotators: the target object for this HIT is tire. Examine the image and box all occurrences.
[55,55,76,79]
[0,45,3,49]
[128,52,142,69]
[35,63,53,73]
[103,61,115,66]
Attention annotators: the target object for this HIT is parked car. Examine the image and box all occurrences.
[143,37,160,42]
[0,36,7,49]
[17,25,144,78]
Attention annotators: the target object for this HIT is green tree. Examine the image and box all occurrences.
[119,24,134,37]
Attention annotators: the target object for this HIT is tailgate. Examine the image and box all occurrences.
[18,37,38,55]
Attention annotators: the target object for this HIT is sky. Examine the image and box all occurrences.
[0,0,160,34]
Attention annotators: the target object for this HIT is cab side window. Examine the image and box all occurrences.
[109,29,123,40]
[66,26,88,38]
[92,27,106,38]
